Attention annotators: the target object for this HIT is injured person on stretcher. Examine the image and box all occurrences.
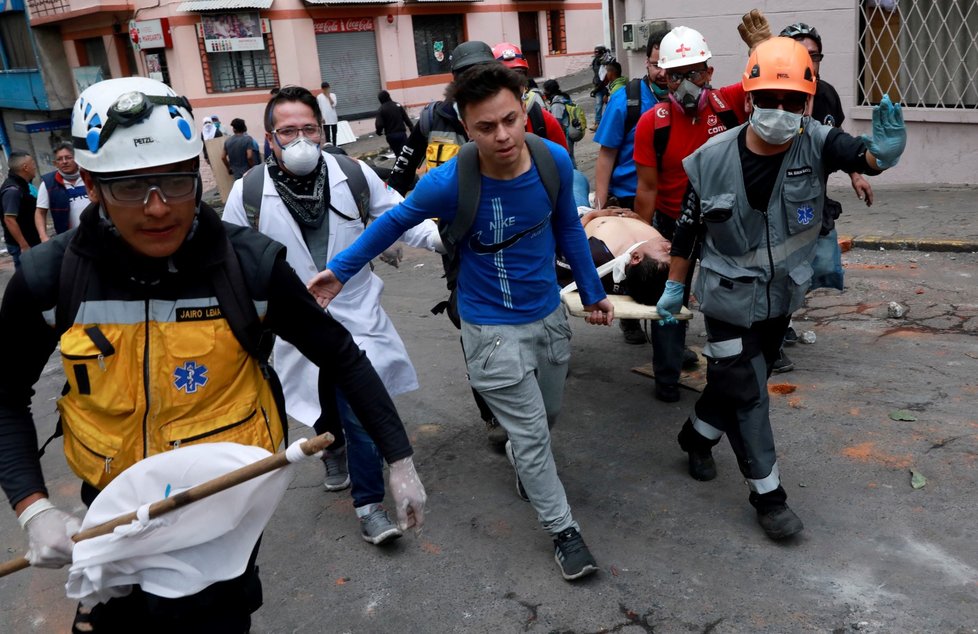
[557,207,671,305]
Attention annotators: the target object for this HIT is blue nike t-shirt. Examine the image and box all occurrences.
[328,138,606,325]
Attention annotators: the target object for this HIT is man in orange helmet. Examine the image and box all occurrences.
[655,37,905,540]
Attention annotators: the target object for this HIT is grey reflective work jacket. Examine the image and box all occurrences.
[683,120,832,328]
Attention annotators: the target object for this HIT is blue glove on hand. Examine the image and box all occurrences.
[861,94,906,169]
[655,280,685,325]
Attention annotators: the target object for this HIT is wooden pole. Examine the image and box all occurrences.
[0,433,333,579]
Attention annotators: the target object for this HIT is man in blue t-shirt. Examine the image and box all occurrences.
[592,29,669,212]
[309,63,614,582]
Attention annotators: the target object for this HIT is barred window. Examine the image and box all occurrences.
[207,47,276,93]
[858,0,978,109]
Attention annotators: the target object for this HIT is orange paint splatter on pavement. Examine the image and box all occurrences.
[335,577,349,586]
[769,383,797,395]
[787,397,803,408]
[867,482,877,488]
[849,407,861,417]
[842,441,912,468]
[421,540,442,554]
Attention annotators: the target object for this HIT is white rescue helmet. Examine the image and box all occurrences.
[71,77,200,173]
[657,26,712,70]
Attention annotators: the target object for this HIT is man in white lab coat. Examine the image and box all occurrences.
[224,86,442,545]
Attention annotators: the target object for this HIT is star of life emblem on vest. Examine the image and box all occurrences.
[796,205,815,225]
[174,361,208,394]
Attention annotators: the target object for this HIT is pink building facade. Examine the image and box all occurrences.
[22,0,604,139]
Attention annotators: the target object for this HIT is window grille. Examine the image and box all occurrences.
[207,48,277,92]
[858,0,978,108]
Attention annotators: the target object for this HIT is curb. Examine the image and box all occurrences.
[840,234,978,254]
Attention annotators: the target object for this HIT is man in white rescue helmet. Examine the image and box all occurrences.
[0,77,426,631]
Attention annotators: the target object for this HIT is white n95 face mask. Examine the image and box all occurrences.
[750,106,803,145]
[281,138,321,176]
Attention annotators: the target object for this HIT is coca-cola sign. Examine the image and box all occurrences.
[314,18,375,35]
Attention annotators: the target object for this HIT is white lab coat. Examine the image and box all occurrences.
[223,151,442,426]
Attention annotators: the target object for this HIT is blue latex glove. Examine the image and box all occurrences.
[861,94,906,169]
[655,280,685,325]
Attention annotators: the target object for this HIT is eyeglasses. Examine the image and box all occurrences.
[751,92,809,114]
[96,172,198,206]
[272,125,323,144]
[666,68,708,84]
[809,53,824,62]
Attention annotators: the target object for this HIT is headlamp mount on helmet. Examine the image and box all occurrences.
[73,91,194,156]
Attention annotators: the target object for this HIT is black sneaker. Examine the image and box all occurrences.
[686,449,716,481]
[619,319,647,345]
[677,419,717,481]
[655,382,680,403]
[757,504,804,540]
[783,326,799,346]
[485,417,508,449]
[772,349,794,373]
[553,527,598,581]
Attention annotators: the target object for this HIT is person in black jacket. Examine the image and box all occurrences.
[375,90,413,158]
[0,76,427,633]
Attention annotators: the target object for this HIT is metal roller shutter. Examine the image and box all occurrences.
[316,30,381,120]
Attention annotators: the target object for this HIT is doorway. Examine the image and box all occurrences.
[517,12,542,77]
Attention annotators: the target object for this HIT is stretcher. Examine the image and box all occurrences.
[561,292,693,321]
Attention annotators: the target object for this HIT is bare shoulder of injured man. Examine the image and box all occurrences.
[578,214,671,306]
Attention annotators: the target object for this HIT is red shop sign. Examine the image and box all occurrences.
[314,18,375,34]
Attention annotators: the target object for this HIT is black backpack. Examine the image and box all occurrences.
[431,134,561,328]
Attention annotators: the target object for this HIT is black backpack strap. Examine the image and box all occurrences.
[652,102,672,168]
[42,237,91,457]
[241,165,265,230]
[623,78,646,137]
[332,154,371,226]
[527,101,547,138]
[212,235,287,441]
[54,236,91,337]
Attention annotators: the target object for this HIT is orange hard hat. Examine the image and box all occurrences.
[492,42,529,71]
[742,37,816,95]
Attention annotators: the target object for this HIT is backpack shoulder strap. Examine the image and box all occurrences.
[332,154,370,226]
[55,236,90,337]
[624,78,645,137]
[524,134,560,209]
[652,102,672,168]
[241,164,266,230]
[707,90,741,130]
[527,101,547,138]
[444,142,480,255]
[212,234,286,440]
[213,235,268,360]
[418,102,438,137]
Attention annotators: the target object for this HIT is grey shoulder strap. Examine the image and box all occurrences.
[523,133,560,209]
[332,154,370,225]
[446,141,481,253]
[241,164,266,230]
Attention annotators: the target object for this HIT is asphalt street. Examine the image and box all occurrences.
[1,84,977,632]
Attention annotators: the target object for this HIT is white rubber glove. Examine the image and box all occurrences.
[388,456,427,532]
[18,498,81,568]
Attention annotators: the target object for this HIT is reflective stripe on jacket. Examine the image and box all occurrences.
[30,229,285,490]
